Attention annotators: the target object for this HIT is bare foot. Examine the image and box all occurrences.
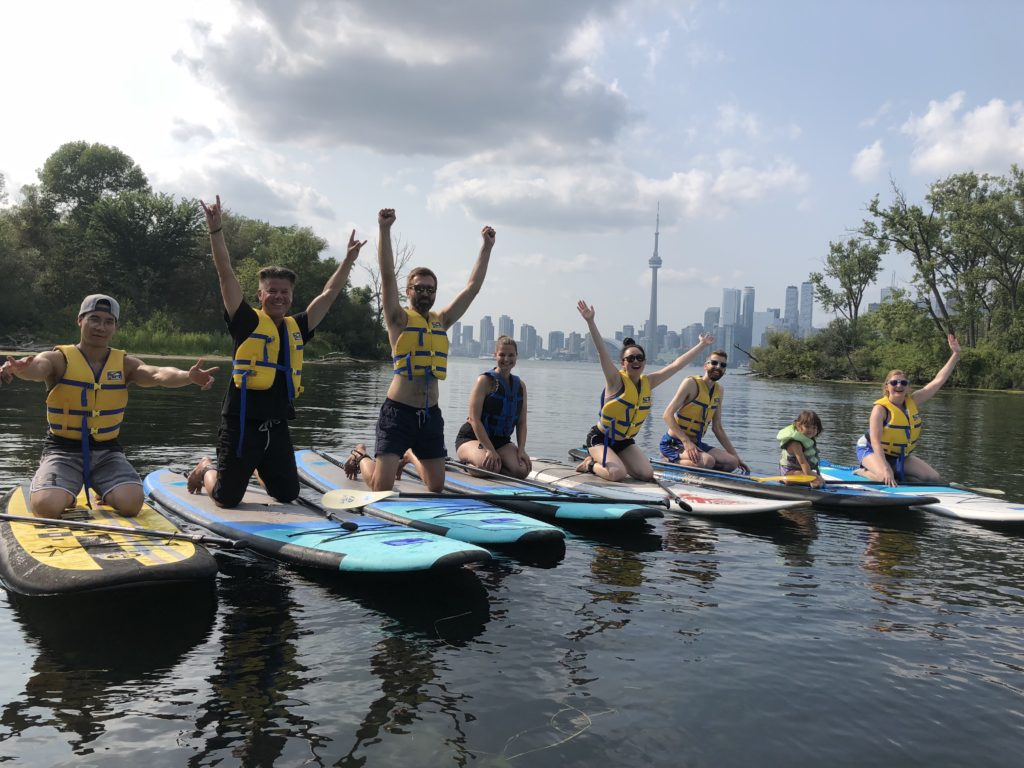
[187,457,214,494]
[396,449,414,481]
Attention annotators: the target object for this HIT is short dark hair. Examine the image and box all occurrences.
[407,267,438,289]
[258,266,297,284]
[794,409,823,435]
[621,337,646,358]
[708,349,728,360]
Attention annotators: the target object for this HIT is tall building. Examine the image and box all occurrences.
[721,288,740,327]
[548,331,565,355]
[479,315,495,349]
[799,281,814,337]
[704,307,720,332]
[520,323,538,358]
[451,321,462,353]
[740,287,755,330]
[498,314,514,340]
[623,324,635,340]
[462,325,474,346]
[753,308,782,347]
[647,205,662,357]
[784,286,799,333]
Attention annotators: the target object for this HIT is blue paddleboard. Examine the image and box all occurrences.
[295,450,565,546]
[143,469,490,572]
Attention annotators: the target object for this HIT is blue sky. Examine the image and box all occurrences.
[3,0,1022,341]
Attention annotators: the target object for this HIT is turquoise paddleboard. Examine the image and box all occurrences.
[295,450,565,546]
[143,469,490,572]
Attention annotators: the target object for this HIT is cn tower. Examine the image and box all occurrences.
[647,204,662,357]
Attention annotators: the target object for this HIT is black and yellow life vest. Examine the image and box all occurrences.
[672,376,720,443]
[870,395,921,458]
[777,424,819,470]
[393,309,448,380]
[232,310,304,400]
[46,345,128,442]
[599,371,652,440]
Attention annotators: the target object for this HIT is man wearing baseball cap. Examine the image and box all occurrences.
[0,294,219,518]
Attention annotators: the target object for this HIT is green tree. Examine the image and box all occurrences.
[809,236,886,340]
[38,141,150,219]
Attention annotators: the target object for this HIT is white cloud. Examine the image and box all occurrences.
[428,140,808,230]
[716,104,762,139]
[517,252,596,273]
[902,92,1024,174]
[851,140,885,182]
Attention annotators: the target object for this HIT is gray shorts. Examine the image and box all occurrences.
[30,447,142,501]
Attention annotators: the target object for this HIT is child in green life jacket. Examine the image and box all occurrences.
[776,410,824,487]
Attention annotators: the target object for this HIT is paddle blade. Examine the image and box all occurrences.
[774,474,818,485]
[949,482,1005,496]
[322,489,397,509]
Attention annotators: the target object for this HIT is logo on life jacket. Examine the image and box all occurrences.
[107,371,123,381]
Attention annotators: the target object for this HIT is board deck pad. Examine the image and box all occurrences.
[0,484,218,596]
[144,469,491,572]
[295,450,565,545]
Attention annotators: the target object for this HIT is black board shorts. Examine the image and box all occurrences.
[374,398,446,460]
[213,417,298,507]
[584,425,635,455]
[454,421,512,450]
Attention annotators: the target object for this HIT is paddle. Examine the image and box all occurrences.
[292,493,360,530]
[657,465,818,485]
[0,512,242,548]
[320,487,637,509]
[651,477,693,513]
[949,482,1005,496]
[444,457,582,496]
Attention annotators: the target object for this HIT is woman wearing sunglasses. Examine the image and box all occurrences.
[856,333,961,486]
[575,300,713,481]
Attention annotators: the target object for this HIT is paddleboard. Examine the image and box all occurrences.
[528,458,810,517]
[295,450,565,545]
[0,484,218,596]
[817,460,1024,523]
[638,454,940,510]
[440,460,661,522]
[143,469,491,572]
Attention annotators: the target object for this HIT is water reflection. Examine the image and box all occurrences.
[0,584,216,757]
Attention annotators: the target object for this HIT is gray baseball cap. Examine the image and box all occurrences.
[78,294,120,322]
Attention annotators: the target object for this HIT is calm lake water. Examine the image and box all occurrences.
[2,355,1024,767]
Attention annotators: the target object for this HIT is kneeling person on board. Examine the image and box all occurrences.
[455,335,531,479]
[187,195,366,507]
[0,294,218,518]
[344,207,495,493]
[659,348,750,473]
[777,410,825,488]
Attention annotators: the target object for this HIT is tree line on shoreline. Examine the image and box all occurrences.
[753,166,1024,390]
[0,142,387,359]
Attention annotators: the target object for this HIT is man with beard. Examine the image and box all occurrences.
[658,348,750,473]
[344,208,495,493]
[186,194,366,507]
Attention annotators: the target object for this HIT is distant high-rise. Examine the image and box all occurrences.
[480,315,495,349]
[462,325,474,346]
[704,307,720,331]
[721,288,740,327]
[520,323,538,358]
[451,321,462,350]
[647,205,662,357]
[740,287,755,330]
[623,324,635,340]
[498,314,514,340]
[799,281,814,337]
[548,331,565,355]
[784,286,799,333]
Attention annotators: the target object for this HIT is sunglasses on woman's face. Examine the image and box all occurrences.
[888,379,909,387]
[623,354,645,363]
[707,360,727,369]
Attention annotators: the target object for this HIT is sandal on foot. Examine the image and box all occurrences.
[344,450,368,480]
[575,456,596,474]
[187,457,214,494]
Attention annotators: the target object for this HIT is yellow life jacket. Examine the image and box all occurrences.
[46,345,128,442]
[232,310,304,400]
[599,371,652,440]
[673,376,720,442]
[393,309,448,380]
[777,424,818,470]
[872,395,921,458]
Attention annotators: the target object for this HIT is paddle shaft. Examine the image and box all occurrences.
[652,477,693,512]
[0,512,241,548]
[445,458,582,495]
[293,493,359,530]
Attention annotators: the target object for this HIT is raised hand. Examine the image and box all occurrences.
[699,332,715,346]
[188,359,219,390]
[346,230,368,260]
[3,354,36,384]
[378,208,396,228]
[200,195,223,233]
[947,333,961,356]
[481,226,496,248]
[576,300,595,322]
